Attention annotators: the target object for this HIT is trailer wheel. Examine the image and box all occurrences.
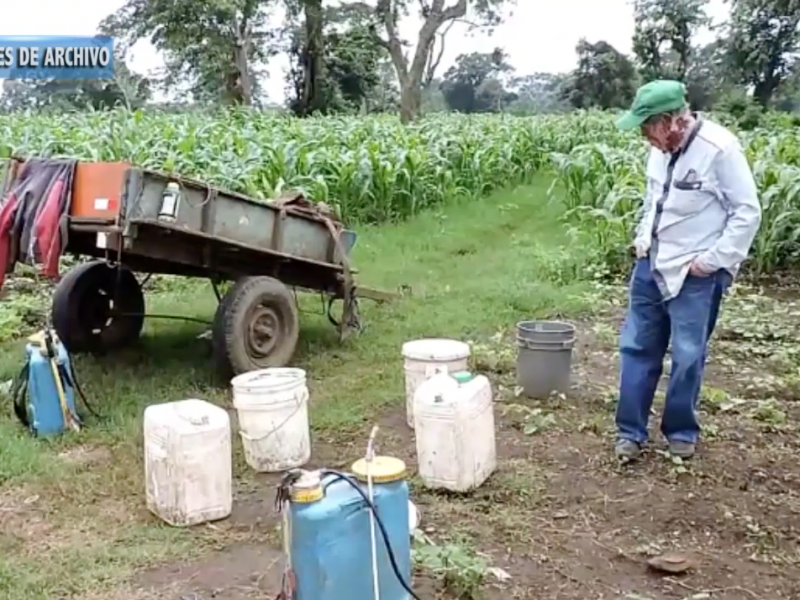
[213,276,300,377]
[52,260,146,353]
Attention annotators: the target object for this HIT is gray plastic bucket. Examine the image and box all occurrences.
[515,320,576,399]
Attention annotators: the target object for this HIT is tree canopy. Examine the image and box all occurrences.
[2,0,800,118]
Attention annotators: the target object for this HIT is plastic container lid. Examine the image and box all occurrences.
[27,331,46,345]
[231,367,307,392]
[144,399,229,435]
[351,456,407,483]
[402,338,470,362]
[291,470,324,503]
[452,371,473,384]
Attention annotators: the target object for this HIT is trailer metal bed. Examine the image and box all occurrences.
[7,160,394,377]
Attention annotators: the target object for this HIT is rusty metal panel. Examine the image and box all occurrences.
[123,169,335,265]
[71,162,129,220]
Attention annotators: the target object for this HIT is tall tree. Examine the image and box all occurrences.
[440,48,515,113]
[423,21,456,89]
[724,0,800,107]
[301,0,326,114]
[283,0,329,115]
[286,7,387,114]
[563,39,638,110]
[100,0,279,105]
[632,0,710,81]
[683,39,728,109]
[507,73,570,114]
[772,64,800,111]
[0,51,150,111]
[352,0,515,123]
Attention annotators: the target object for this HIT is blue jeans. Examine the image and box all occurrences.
[616,257,730,445]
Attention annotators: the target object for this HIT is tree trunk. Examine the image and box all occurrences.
[231,13,252,106]
[379,0,467,124]
[423,21,454,88]
[753,46,787,108]
[399,21,440,122]
[233,43,252,105]
[302,0,325,116]
[400,83,422,123]
[753,79,777,108]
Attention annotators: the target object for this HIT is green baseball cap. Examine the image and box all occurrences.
[615,80,688,130]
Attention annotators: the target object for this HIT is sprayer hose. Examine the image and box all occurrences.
[320,471,423,600]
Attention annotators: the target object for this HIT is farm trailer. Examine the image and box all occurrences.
[3,159,394,377]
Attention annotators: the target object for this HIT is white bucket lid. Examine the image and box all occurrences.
[402,338,470,362]
[145,398,228,432]
[231,367,306,392]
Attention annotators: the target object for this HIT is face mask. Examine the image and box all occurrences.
[642,114,691,153]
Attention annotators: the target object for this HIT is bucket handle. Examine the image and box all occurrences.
[238,390,305,443]
[175,406,211,427]
[239,370,303,385]
[517,322,574,334]
[516,336,575,351]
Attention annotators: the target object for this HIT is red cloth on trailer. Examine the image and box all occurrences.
[0,158,77,291]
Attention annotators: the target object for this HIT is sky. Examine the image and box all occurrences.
[1,0,730,103]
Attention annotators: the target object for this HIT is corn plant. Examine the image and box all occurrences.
[2,108,800,275]
[546,111,800,276]
[0,109,548,224]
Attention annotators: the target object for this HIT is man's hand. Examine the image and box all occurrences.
[633,239,649,259]
[688,258,714,277]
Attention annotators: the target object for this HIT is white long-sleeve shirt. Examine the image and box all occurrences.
[635,117,762,300]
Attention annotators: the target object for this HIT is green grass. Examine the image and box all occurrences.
[0,175,599,599]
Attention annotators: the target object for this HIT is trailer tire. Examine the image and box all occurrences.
[52,260,145,353]
[213,276,299,378]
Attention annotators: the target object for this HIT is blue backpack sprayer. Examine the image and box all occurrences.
[12,328,97,436]
[274,427,423,600]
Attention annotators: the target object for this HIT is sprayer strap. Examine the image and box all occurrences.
[11,363,30,428]
[275,507,296,600]
[282,508,292,569]
[58,362,101,419]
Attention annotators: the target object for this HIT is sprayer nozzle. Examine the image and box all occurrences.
[365,425,380,461]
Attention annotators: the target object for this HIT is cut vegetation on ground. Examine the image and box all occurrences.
[1,111,800,600]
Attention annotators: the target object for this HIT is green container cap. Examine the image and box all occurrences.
[453,371,473,384]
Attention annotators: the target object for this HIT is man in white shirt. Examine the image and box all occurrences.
[613,80,761,461]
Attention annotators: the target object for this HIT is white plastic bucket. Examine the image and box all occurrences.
[402,338,470,428]
[409,500,420,535]
[231,367,311,472]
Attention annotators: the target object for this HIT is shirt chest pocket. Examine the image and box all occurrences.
[667,175,717,217]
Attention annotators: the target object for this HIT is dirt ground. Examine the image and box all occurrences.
[116,285,800,600]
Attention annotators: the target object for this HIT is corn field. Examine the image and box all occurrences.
[0,109,554,223]
[548,111,800,276]
[0,109,797,274]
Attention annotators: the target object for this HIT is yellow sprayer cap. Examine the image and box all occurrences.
[27,329,60,346]
[351,456,407,483]
[290,471,324,503]
[27,330,46,345]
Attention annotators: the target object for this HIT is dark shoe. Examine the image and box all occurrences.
[615,439,642,461]
[668,441,696,459]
